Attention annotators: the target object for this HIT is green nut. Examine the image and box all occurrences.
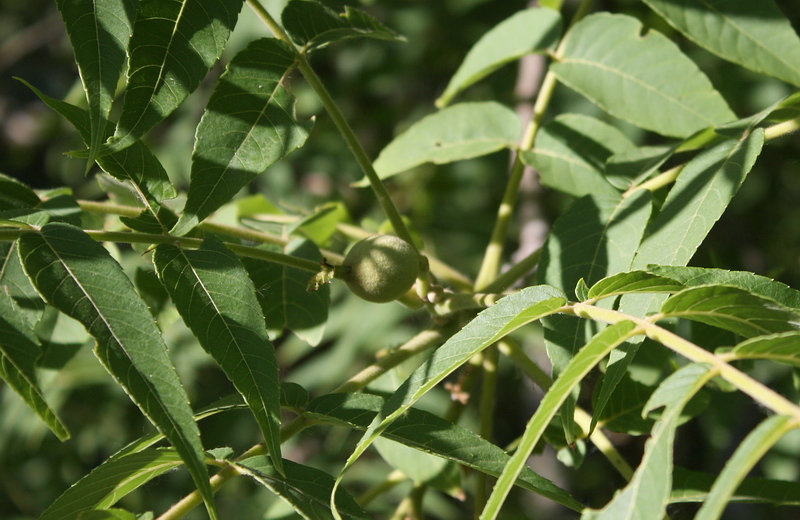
[343,235,419,303]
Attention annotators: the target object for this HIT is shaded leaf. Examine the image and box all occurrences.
[0,288,69,440]
[0,241,45,326]
[0,172,40,210]
[647,265,800,310]
[172,38,312,236]
[522,114,634,198]
[695,415,795,520]
[481,321,641,520]
[305,392,581,510]
[368,102,522,182]
[660,285,800,338]
[56,0,135,166]
[98,0,245,156]
[282,0,404,52]
[643,0,800,87]
[580,363,713,520]
[21,79,176,213]
[78,509,137,520]
[243,239,329,346]
[727,331,800,366]
[18,223,217,519]
[671,466,800,506]
[436,7,562,107]
[605,144,678,190]
[235,455,372,520]
[154,237,283,475]
[335,285,567,512]
[588,271,684,301]
[552,13,735,137]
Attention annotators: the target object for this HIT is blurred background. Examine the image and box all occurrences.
[2,0,800,519]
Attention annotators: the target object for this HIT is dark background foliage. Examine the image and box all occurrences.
[2,1,800,519]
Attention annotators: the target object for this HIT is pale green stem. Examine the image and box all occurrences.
[475,344,499,513]
[474,71,557,291]
[357,469,408,506]
[571,303,800,421]
[0,227,322,273]
[764,114,800,141]
[333,328,447,393]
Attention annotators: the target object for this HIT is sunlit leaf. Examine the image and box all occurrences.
[98,0,245,156]
[552,13,735,137]
[660,285,800,338]
[727,331,800,366]
[647,265,800,310]
[172,38,312,236]
[18,223,217,519]
[367,102,521,183]
[588,271,684,301]
[643,0,800,87]
[154,237,283,475]
[436,7,562,107]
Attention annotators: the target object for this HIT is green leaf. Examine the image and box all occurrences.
[633,130,764,270]
[580,363,714,520]
[588,271,684,301]
[647,265,800,310]
[368,102,522,183]
[660,285,800,338]
[0,288,69,440]
[538,191,651,440]
[78,509,138,520]
[716,91,800,138]
[282,0,405,52]
[334,285,566,512]
[39,448,184,520]
[98,0,245,156]
[436,7,562,107]
[695,415,796,520]
[305,392,581,510]
[522,114,635,198]
[56,0,135,167]
[235,455,372,520]
[552,13,735,137]
[291,202,350,247]
[605,144,678,190]
[0,241,45,326]
[671,466,800,506]
[172,38,312,236]
[153,237,283,475]
[0,172,40,210]
[538,191,652,297]
[481,321,641,520]
[727,331,800,366]
[243,239,329,346]
[642,0,800,87]
[17,223,218,520]
[20,79,176,212]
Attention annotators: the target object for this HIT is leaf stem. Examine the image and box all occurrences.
[570,303,800,421]
[332,328,448,393]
